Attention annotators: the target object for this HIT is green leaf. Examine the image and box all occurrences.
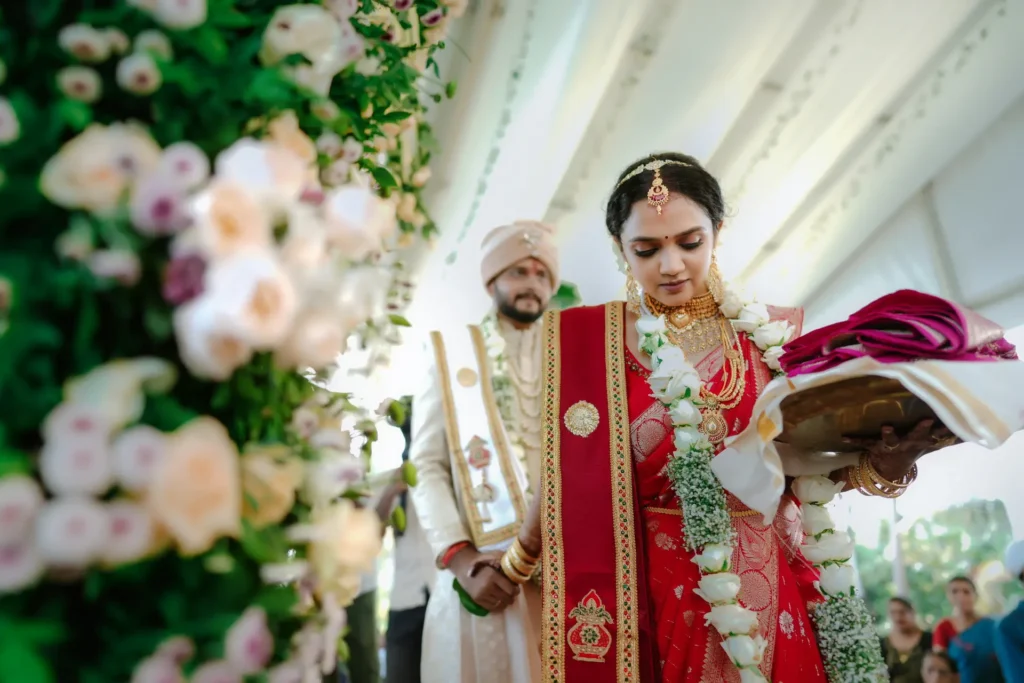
[445,81,458,99]
[254,585,298,618]
[27,0,62,29]
[379,111,412,123]
[143,307,173,341]
[370,166,397,191]
[388,314,410,327]
[193,25,230,65]
[0,448,32,477]
[0,639,54,683]
[56,99,93,132]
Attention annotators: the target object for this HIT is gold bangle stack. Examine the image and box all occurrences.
[500,538,539,585]
[846,455,918,498]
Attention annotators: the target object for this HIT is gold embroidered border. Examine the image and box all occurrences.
[606,302,638,682]
[540,309,565,683]
[469,324,528,527]
[430,331,518,548]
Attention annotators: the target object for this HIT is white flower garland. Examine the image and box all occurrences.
[479,312,531,486]
[636,284,884,681]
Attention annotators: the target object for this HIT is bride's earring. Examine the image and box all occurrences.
[707,254,725,304]
[626,269,642,314]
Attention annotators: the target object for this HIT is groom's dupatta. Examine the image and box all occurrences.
[540,303,656,683]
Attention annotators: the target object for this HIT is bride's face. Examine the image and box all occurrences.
[619,195,716,308]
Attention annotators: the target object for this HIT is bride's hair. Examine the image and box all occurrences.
[604,152,726,241]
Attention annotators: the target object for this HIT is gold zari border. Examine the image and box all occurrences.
[540,310,565,682]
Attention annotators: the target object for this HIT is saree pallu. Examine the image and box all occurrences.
[947,618,1005,683]
[541,303,827,683]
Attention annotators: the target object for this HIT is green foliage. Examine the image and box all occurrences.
[551,281,582,310]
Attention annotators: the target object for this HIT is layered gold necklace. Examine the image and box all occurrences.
[644,292,747,444]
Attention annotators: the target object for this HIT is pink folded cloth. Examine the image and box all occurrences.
[780,290,1018,377]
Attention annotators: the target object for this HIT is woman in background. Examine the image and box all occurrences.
[921,651,960,683]
[933,577,1004,683]
[882,597,932,683]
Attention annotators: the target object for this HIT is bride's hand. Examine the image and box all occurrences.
[843,419,960,482]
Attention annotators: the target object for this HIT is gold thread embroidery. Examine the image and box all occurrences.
[568,589,615,663]
[563,401,599,438]
[456,367,478,387]
[607,303,638,682]
[541,309,565,683]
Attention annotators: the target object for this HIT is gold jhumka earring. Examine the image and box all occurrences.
[707,253,725,304]
[625,269,642,314]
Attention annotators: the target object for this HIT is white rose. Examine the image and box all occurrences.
[225,607,274,674]
[191,181,271,258]
[35,498,108,569]
[58,25,111,63]
[704,603,758,637]
[41,401,112,443]
[667,399,701,427]
[158,141,209,190]
[801,530,854,565]
[719,289,744,319]
[317,132,343,159]
[0,97,19,146]
[751,320,792,351]
[112,425,168,494]
[791,475,845,505]
[203,252,299,349]
[762,346,784,372]
[131,656,185,683]
[693,572,741,605]
[134,30,173,59]
[692,544,733,573]
[88,249,142,286]
[739,666,769,682]
[154,0,207,30]
[104,28,131,54]
[720,634,767,668]
[0,476,44,544]
[340,137,363,163]
[651,344,685,371]
[673,426,703,452]
[116,52,163,95]
[173,295,253,381]
[635,315,667,338]
[303,454,364,503]
[57,66,103,103]
[817,563,856,597]
[732,303,769,334]
[800,503,834,537]
[214,138,306,208]
[326,0,360,21]
[0,539,46,594]
[261,5,341,66]
[320,159,351,188]
[102,500,157,566]
[39,435,115,497]
[62,358,175,430]
[649,364,700,403]
[266,661,304,683]
[275,310,347,371]
[290,407,320,439]
[322,185,398,260]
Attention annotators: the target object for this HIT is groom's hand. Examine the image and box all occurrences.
[450,547,520,613]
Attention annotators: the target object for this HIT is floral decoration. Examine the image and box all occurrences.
[0,0,457,680]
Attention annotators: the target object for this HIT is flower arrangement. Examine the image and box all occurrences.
[0,0,459,680]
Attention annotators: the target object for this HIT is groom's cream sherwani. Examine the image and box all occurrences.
[410,319,544,683]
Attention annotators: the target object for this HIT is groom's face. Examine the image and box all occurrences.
[488,257,553,325]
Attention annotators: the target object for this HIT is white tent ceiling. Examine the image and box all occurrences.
[407,0,1024,334]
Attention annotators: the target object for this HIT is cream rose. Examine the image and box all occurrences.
[266,661,304,683]
[732,302,770,334]
[155,636,195,665]
[147,417,242,555]
[396,192,418,223]
[203,252,299,349]
[40,125,129,213]
[117,52,163,95]
[58,25,111,63]
[57,66,103,103]
[411,166,431,187]
[173,296,253,381]
[35,498,108,569]
[225,607,274,674]
[274,309,347,370]
[101,500,158,566]
[290,407,320,439]
[154,0,208,30]
[190,661,240,683]
[322,185,398,260]
[720,634,767,668]
[694,572,742,605]
[39,435,115,497]
[719,289,744,319]
[648,363,700,403]
[320,159,351,187]
[705,604,759,637]
[241,446,304,529]
[302,500,381,588]
[158,141,209,190]
[63,357,176,430]
[326,0,360,20]
[667,399,701,427]
[261,5,341,66]
[751,320,792,351]
[87,249,142,286]
[317,132,344,159]
[791,475,845,505]
[104,28,131,54]
[801,503,834,537]
[320,593,345,674]
[340,137,363,163]
[41,401,112,443]
[134,30,173,59]
[302,453,364,504]
[130,656,185,683]
[112,425,168,494]
[214,138,306,207]
[0,539,46,594]
[692,544,733,573]
[268,111,317,166]
[817,563,857,597]
[192,181,272,258]
[801,530,855,565]
[0,476,44,544]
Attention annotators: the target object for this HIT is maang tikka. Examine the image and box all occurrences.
[614,158,695,215]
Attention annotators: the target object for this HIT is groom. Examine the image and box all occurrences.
[410,220,558,683]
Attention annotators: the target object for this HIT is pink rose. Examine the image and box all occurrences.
[130,172,191,236]
[158,142,210,190]
[42,401,112,443]
[224,607,274,674]
[154,636,195,665]
[0,540,45,594]
[0,476,44,544]
[112,425,168,494]
[130,655,185,683]
[162,254,207,306]
[190,660,241,683]
[421,8,444,26]
[39,434,114,497]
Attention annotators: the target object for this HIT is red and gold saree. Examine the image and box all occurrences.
[540,302,828,683]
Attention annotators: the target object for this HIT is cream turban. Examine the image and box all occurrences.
[480,220,559,288]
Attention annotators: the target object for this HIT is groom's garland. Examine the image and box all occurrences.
[636,286,886,682]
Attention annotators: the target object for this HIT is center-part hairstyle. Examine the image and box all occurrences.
[605,151,727,241]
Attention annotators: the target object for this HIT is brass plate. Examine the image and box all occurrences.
[775,375,941,452]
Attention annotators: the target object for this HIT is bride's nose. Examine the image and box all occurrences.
[659,249,686,277]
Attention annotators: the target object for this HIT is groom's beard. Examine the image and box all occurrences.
[497,292,545,325]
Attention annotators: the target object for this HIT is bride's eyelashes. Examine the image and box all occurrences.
[633,240,704,259]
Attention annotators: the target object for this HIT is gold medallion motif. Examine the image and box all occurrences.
[563,401,599,438]
[700,403,729,445]
[456,367,478,387]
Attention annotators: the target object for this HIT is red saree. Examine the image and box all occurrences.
[540,303,828,683]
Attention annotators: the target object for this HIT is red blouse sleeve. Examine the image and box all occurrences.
[933,618,955,650]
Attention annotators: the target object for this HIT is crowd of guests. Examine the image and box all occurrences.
[881,540,1024,683]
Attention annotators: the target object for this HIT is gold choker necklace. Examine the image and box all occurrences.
[644,290,718,329]
[644,291,728,358]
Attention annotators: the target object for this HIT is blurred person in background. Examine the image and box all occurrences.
[995,540,1024,681]
[921,651,960,683]
[881,597,933,683]
[933,576,1004,683]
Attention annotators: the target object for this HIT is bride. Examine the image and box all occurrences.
[504,153,949,682]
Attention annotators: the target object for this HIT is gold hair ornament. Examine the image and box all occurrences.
[615,159,695,216]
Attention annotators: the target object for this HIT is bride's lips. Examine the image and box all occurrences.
[659,280,689,294]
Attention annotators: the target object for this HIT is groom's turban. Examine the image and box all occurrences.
[480,220,559,288]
